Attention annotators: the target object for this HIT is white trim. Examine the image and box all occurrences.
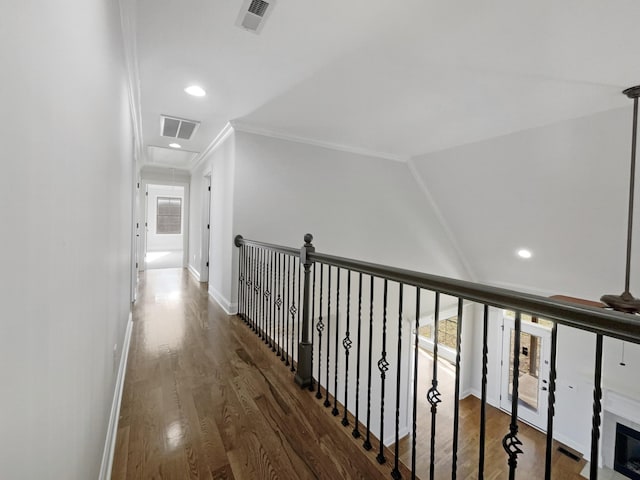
[231,120,408,163]
[554,432,590,461]
[208,287,238,315]
[406,159,476,281]
[118,0,144,165]
[188,264,201,282]
[99,313,134,480]
[190,122,234,172]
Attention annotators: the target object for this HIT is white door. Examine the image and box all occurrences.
[500,318,552,431]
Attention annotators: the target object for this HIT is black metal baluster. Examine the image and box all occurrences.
[290,259,297,372]
[249,246,254,326]
[324,266,332,408]
[251,246,256,331]
[254,247,260,333]
[352,272,363,439]
[298,257,302,347]
[275,253,282,355]
[316,264,325,399]
[332,268,341,416]
[479,304,489,480]
[342,270,352,427]
[452,298,463,479]
[411,287,421,479]
[544,321,558,480]
[263,249,268,341]
[363,276,374,451]
[242,245,247,322]
[309,263,316,391]
[285,255,291,366]
[261,249,266,341]
[590,334,604,480]
[428,292,442,480]
[376,279,389,464]
[502,312,523,480]
[237,244,242,319]
[391,283,404,480]
[245,246,250,326]
[267,250,273,346]
[267,252,276,349]
[270,251,277,351]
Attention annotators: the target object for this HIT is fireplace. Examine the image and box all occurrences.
[615,423,640,479]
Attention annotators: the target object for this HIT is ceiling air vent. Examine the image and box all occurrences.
[236,0,276,34]
[160,115,200,140]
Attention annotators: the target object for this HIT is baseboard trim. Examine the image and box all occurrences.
[208,287,238,315]
[99,313,134,480]
[554,432,589,461]
[188,264,201,282]
[384,425,411,446]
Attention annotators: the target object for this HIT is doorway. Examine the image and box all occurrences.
[500,315,552,431]
[144,184,186,270]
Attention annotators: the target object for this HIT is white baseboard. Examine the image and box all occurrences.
[187,264,200,282]
[384,425,411,446]
[208,286,238,315]
[554,432,589,461]
[99,313,134,480]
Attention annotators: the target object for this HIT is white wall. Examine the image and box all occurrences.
[146,184,184,251]
[0,1,134,478]
[188,130,236,309]
[412,107,634,301]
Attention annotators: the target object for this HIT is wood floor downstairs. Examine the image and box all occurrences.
[113,268,586,479]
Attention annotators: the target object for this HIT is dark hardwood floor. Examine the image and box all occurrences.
[112,268,408,479]
[113,268,586,479]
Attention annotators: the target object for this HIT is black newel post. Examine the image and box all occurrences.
[295,233,315,388]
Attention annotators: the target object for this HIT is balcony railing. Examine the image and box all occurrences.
[234,234,640,479]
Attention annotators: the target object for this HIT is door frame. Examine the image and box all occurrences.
[140,179,190,269]
[199,174,212,282]
[500,316,552,431]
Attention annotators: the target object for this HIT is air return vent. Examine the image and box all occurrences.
[160,115,200,140]
[236,0,276,34]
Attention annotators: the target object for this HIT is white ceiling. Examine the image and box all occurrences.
[135,0,640,167]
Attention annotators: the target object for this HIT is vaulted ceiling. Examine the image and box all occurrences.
[135,0,640,168]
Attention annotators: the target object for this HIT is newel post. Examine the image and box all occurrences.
[295,233,315,388]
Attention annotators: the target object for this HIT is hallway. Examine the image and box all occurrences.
[112,269,402,479]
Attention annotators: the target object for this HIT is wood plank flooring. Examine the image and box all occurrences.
[113,268,586,479]
[113,268,408,479]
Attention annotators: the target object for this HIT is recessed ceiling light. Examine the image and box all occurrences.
[517,249,532,259]
[184,85,206,97]
[169,143,181,149]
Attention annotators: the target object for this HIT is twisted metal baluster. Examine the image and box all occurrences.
[391,283,404,480]
[479,304,489,480]
[332,268,340,416]
[544,321,558,480]
[363,276,374,451]
[427,292,442,480]
[324,266,332,408]
[452,298,463,479]
[590,334,604,480]
[290,258,297,372]
[309,263,316,391]
[352,272,363,439]
[285,255,291,366]
[342,270,352,427]
[316,264,324,399]
[411,287,421,479]
[502,312,523,480]
[275,254,283,356]
[376,279,389,465]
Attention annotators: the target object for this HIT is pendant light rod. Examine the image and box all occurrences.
[623,87,640,294]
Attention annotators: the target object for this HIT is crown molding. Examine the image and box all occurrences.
[118,0,144,168]
[406,158,477,282]
[190,122,235,172]
[230,120,408,163]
